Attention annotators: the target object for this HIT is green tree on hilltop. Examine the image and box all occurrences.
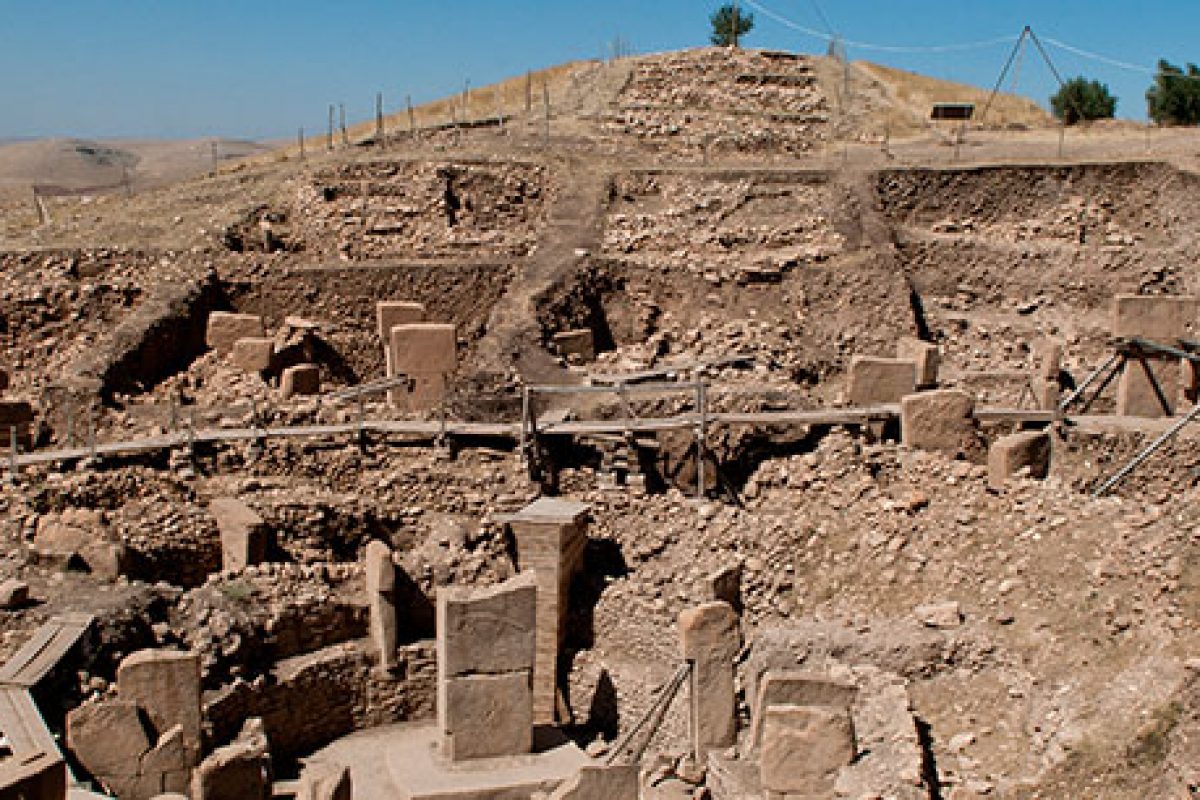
[1050,77,1117,125]
[1147,59,1200,125]
[710,3,754,47]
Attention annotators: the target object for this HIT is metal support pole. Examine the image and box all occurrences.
[1060,352,1121,411]
[1093,402,1200,497]
[1079,354,1126,415]
[1136,353,1174,416]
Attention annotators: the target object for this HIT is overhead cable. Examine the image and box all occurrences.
[740,0,1018,54]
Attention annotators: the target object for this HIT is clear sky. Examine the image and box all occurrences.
[2,0,1197,140]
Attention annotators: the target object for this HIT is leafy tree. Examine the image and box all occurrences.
[710,3,754,47]
[1050,77,1117,125]
[1147,59,1200,125]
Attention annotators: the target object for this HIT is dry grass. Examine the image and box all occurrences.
[855,60,1054,131]
[237,60,593,169]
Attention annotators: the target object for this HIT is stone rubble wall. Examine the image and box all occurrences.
[203,640,436,761]
[602,49,830,156]
[293,161,551,261]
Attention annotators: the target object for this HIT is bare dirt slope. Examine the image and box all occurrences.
[5,46,1200,800]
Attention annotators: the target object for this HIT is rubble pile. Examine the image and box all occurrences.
[604,48,831,156]
[293,160,551,261]
[603,172,844,278]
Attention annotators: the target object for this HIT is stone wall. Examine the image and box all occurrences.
[204,639,436,761]
[293,160,550,261]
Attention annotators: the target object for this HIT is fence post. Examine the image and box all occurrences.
[376,91,385,144]
[695,382,708,499]
[9,425,17,483]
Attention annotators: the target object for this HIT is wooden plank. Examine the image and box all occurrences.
[0,687,65,791]
[0,613,94,688]
[0,688,56,753]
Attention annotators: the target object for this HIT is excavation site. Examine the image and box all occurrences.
[4,46,1200,800]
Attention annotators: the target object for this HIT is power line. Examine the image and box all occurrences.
[740,0,1018,54]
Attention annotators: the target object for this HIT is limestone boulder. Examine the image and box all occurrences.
[987,430,1052,490]
[205,312,266,356]
[847,357,917,406]
[760,704,856,795]
[900,389,980,456]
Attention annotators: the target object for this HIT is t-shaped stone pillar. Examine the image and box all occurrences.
[505,498,589,725]
[364,540,397,673]
[679,601,740,757]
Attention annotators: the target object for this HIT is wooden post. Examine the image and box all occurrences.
[695,382,708,499]
[407,94,416,138]
[210,140,219,175]
[340,103,348,146]
[376,92,384,144]
[298,127,305,160]
[328,105,335,150]
[519,385,530,464]
[88,409,97,462]
[9,425,17,482]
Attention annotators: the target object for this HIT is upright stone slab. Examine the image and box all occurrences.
[749,670,858,748]
[377,301,426,377]
[281,364,321,398]
[549,763,640,800]
[896,338,940,388]
[900,389,978,454]
[439,671,534,762]
[206,312,266,356]
[437,573,537,762]
[389,323,456,411]
[230,337,274,373]
[389,373,448,413]
[1117,358,1177,418]
[390,323,457,375]
[552,329,597,364]
[1111,294,1198,342]
[987,430,1052,490]
[437,572,537,676]
[679,601,740,755]
[364,540,397,672]
[847,357,917,406]
[117,650,203,766]
[760,704,856,796]
[209,498,268,573]
[506,498,590,725]
[297,761,351,800]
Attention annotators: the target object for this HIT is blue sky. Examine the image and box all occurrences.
[1,0,1196,140]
